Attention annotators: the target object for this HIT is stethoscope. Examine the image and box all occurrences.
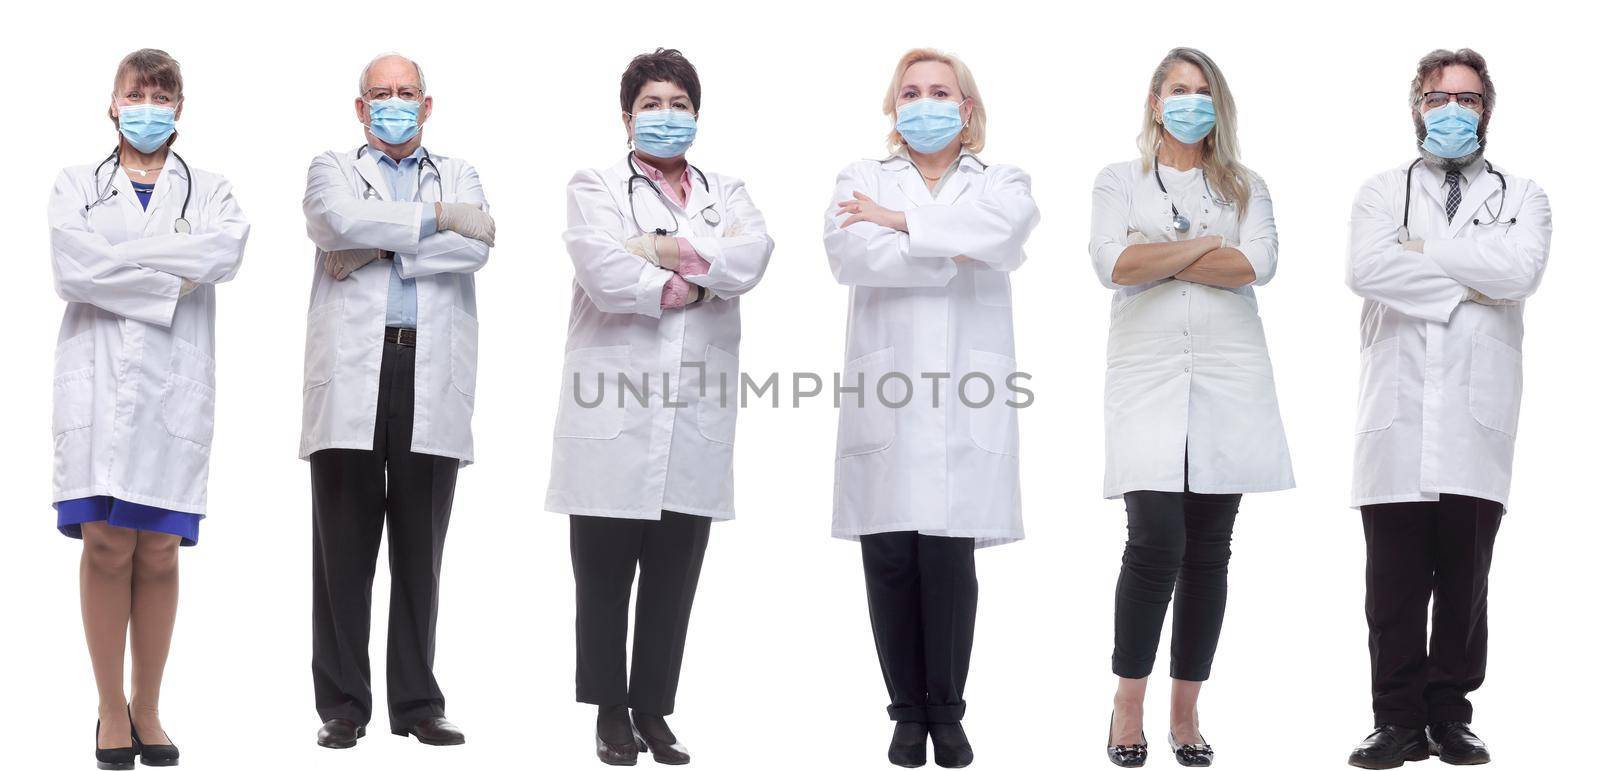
[1400,157,1514,240]
[1151,160,1229,234]
[626,154,719,235]
[84,147,194,233]
[355,144,443,200]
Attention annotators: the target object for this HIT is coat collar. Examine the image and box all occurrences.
[1414,157,1494,238]
[881,150,985,205]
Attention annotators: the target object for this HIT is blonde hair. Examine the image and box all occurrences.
[1137,47,1252,215]
[882,48,987,154]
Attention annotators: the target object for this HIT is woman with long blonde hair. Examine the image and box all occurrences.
[1087,47,1292,767]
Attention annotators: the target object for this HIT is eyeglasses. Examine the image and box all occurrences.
[363,85,424,102]
[1420,91,1484,111]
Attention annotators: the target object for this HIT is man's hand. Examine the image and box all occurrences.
[323,248,385,281]
[836,192,908,232]
[436,202,497,246]
[1403,239,1425,253]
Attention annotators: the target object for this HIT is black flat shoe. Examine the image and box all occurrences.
[1348,725,1428,769]
[1428,722,1490,765]
[393,716,465,746]
[1107,712,1148,768]
[95,720,136,771]
[631,710,690,765]
[316,718,365,749]
[928,722,973,769]
[1168,732,1213,767]
[595,706,639,766]
[129,709,180,767]
[888,721,928,768]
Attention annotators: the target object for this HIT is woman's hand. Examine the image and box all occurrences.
[836,192,908,232]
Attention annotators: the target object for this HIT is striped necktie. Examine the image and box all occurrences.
[1445,170,1462,222]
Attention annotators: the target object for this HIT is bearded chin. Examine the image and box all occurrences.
[1419,142,1486,172]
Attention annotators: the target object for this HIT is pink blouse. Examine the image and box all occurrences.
[634,154,712,309]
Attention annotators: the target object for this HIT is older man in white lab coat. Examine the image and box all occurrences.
[1344,48,1551,770]
[299,53,495,751]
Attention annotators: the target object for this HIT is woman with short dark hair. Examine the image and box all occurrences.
[545,47,773,766]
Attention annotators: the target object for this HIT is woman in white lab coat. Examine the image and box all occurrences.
[1087,48,1290,768]
[48,49,248,770]
[824,48,1038,769]
[545,48,772,766]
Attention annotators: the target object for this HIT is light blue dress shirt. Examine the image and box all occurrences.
[371,145,438,329]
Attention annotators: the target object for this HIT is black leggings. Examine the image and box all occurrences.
[1112,490,1240,681]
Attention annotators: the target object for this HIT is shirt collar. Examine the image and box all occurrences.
[882,149,985,173]
[1421,156,1485,188]
[369,143,426,169]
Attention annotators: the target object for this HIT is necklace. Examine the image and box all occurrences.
[125,167,161,178]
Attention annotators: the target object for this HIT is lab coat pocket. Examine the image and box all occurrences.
[697,344,739,445]
[966,349,1021,457]
[51,332,95,436]
[303,302,341,391]
[1469,332,1522,436]
[1355,338,1398,433]
[838,347,897,457]
[450,307,480,397]
[555,345,631,440]
[162,375,217,448]
[973,267,1012,307]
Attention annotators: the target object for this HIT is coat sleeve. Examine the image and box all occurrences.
[1088,165,1134,289]
[1346,174,1465,323]
[396,161,492,279]
[902,164,1038,270]
[302,151,426,254]
[49,170,183,326]
[107,176,250,286]
[1236,174,1278,286]
[681,176,773,299]
[564,169,671,318]
[824,162,956,288]
[1423,179,1551,301]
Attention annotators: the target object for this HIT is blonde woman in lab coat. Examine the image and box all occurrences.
[825,48,1038,769]
[48,49,248,770]
[545,48,773,766]
[1088,47,1291,768]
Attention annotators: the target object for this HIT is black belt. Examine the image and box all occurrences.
[384,327,418,347]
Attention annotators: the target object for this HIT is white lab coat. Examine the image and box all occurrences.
[1089,159,1293,498]
[545,156,774,520]
[824,154,1039,548]
[1346,158,1551,508]
[49,153,249,513]
[300,146,490,463]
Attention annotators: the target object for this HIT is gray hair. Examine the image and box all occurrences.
[358,52,427,96]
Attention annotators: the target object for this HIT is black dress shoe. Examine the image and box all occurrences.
[130,709,180,767]
[631,711,690,765]
[1348,725,1429,769]
[1428,722,1490,765]
[1107,712,1148,768]
[928,722,973,769]
[888,721,928,768]
[1168,732,1213,767]
[316,718,365,749]
[95,720,136,771]
[596,706,640,766]
[394,717,465,746]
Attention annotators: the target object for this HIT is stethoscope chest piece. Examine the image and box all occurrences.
[1171,212,1191,233]
[702,206,721,227]
[173,218,191,234]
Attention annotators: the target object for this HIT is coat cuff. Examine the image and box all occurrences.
[903,207,957,260]
[634,263,671,318]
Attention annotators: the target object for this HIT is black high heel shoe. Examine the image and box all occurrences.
[594,705,640,766]
[631,710,690,765]
[129,707,180,767]
[1106,712,1148,768]
[95,720,136,771]
[1167,732,1213,767]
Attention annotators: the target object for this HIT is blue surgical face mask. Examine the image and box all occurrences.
[1422,102,1481,159]
[632,109,698,159]
[366,97,422,145]
[118,104,176,153]
[1161,94,1216,145]
[895,98,965,153]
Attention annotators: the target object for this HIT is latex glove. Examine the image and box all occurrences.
[323,248,385,281]
[179,279,198,296]
[625,234,667,267]
[1464,288,1521,306]
[436,202,497,246]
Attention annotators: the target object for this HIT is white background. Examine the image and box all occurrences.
[2,1,1592,769]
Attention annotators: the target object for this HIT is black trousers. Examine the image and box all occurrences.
[310,341,459,730]
[860,531,978,724]
[1362,494,1503,728]
[570,510,711,716]
[1112,489,1241,681]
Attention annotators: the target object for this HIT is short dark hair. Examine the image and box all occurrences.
[619,48,700,113]
[1411,48,1495,115]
